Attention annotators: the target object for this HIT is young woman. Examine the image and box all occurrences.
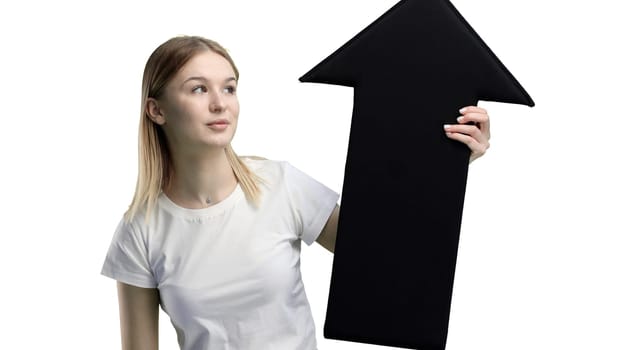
[101,35,491,350]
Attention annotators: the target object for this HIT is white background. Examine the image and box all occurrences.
[1,0,620,349]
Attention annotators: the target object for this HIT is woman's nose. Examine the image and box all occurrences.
[209,93,225,113]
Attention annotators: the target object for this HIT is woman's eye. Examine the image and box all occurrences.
[192,85,207,94]
[224,86,236,94]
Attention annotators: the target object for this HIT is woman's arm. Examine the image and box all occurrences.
[316,204,340,253]
[117,282,160,350]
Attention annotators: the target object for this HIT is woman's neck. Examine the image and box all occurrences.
[164,147,238,209]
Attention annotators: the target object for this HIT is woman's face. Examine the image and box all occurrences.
[156,50,239,154]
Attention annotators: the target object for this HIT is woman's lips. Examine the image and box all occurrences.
[207,123,228,130]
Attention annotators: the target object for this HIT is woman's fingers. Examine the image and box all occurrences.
[459,105,487,116]
[458,106,490,139]
[445,105,492,163]
[445,131,481,151]
[443,123,483,141]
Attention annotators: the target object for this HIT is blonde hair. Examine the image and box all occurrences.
[123,35,265,225]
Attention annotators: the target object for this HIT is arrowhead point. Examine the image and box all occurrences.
[300,0,534,107]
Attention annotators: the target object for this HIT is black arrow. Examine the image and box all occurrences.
[300,0,534,349]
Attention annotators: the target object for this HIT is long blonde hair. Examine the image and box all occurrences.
[123,35,265,225]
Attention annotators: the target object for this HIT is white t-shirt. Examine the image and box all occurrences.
[101,158,340,350]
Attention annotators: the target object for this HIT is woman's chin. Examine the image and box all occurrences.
[201,137,234,149]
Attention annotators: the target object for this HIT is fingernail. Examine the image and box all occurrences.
[457,116,464,122]
[459,107,466,114]
[443,124,451,130]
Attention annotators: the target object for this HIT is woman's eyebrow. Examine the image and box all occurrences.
[182,76,237,85]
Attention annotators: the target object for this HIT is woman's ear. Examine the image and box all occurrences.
[146,98,167,125]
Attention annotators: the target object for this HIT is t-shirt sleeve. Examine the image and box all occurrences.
[283,161,341,246]
[100,217,157,288]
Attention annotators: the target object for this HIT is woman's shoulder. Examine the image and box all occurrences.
[239,155,291,180]
[240,156,304,189]
[240,155,270,161]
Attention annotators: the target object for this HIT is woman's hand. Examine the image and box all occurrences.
[444,105,491,163]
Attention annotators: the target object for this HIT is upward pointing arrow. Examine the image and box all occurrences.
[300,0,534,349]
